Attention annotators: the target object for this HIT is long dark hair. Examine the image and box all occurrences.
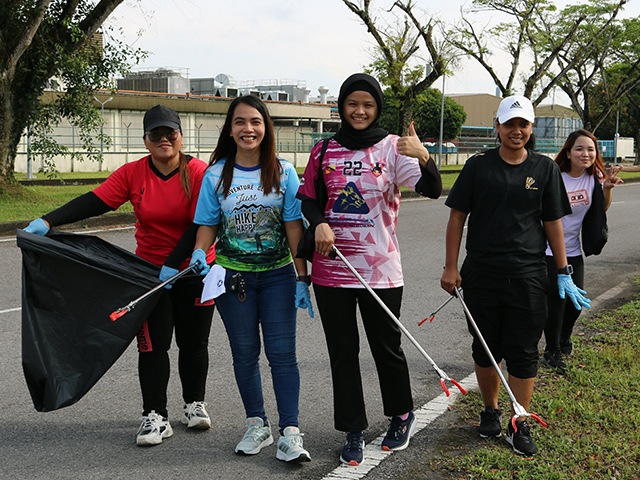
[210,95,280,197]
[554,129,606,178]
[178,151,191,199]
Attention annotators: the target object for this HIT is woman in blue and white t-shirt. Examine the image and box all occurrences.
[190,95,312,463]
[542,129,622,373]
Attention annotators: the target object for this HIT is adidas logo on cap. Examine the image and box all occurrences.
[497,95,535,124]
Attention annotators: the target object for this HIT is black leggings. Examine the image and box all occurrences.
[544,255,584,354]
[137,274,215,417]
[313,285,414,432]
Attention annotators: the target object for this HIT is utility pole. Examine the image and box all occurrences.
[93,96,113,171]
[438,74,445,169]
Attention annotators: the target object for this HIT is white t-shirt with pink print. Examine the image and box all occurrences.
[298,136,423,288]
[545,171,598,257]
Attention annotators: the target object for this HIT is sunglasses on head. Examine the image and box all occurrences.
[145,129,180,142]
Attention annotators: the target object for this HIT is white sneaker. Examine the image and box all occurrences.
[235,417,274,455]
[276,426,311,463]
[182,401,211,429]
[136,411,173,446]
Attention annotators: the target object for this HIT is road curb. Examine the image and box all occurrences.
[1,213,137,238]
[4,177,638,238]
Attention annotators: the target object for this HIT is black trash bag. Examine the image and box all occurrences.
[17,230,163,412]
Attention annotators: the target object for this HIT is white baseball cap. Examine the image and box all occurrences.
[496,95,535,124]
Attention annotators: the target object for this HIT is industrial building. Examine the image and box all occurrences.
[17,67,624,174]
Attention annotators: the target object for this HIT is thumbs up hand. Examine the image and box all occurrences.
[397,121,430,166]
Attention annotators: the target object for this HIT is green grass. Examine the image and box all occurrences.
[3,167,638,223]
[434,279,640,479]
[0,183,132,223]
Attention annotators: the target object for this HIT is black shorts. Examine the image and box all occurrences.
[461,267,550,379]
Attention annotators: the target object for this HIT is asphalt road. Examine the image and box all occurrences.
[1,183,638,480]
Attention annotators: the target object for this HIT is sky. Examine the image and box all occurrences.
[109,0,639,106]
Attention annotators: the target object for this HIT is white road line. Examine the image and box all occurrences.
[320,373,478,480]
[0,307,21,314]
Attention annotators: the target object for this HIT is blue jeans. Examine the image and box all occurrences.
[215,264,300,430]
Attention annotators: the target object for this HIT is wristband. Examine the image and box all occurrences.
[557,265,573,275]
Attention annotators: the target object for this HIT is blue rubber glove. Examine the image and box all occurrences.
[295,281,314,318]
[159,265,179,289]
[189,249,210,275]
[24,218,49,236]
[558,274,591,310]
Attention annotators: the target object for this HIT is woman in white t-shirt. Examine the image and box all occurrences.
[542,129,622,373]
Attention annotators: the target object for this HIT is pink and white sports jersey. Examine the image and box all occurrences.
[298,136,422,288]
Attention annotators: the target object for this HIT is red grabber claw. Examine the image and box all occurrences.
[450,378,467,394]
[529,413,547,427]
[109,264,199,322]
[110,308,128,322]
[440,378,450,396]
[419,296,454,326]
[418,315,434,326]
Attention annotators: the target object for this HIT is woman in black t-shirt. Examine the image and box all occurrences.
[440,95,590,456]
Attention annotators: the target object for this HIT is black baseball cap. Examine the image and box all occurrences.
[143,105,181,132]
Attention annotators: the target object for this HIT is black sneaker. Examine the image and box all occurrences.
[560,338,573,355]
[542,351,567,374]
[340,431,364,466]
[381,411,416,451]
[478,406,502,438]
[506,420,537,456]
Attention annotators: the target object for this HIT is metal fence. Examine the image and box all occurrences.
[14,122,324,173]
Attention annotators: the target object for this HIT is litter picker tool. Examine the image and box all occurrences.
[418,295,455,326]
[453,286,547,431]
[331,245,466,396]
[109,264,198,321]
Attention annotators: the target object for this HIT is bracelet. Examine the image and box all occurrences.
[296,275,311,285]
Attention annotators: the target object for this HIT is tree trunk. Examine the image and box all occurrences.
[400,92,413,137]
[0,74,18,187]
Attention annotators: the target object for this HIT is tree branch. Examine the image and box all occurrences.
[7,0,52,71]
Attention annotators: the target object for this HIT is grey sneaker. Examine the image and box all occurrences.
[182,401,211,429]
[276,426,311,462]
[235,417,274,455]
[136,411,173,446]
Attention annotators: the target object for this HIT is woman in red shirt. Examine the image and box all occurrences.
[24,105,216,447]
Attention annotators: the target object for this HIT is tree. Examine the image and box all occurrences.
[556,15,640,132]
[341,0,450,135]
[447,0,629,108]
[0,1,144,190]
[379,87,466,141]
[590,68,640,163]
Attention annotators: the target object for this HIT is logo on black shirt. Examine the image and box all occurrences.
[525,177,538,190]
